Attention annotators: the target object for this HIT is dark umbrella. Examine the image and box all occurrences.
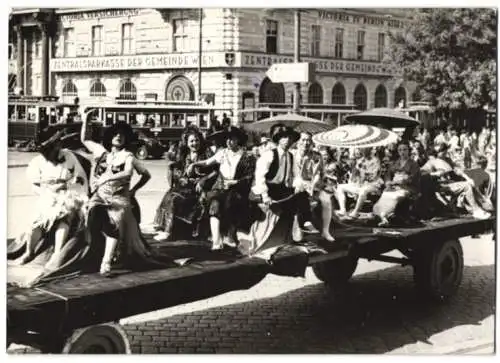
[344,108,420,128]
[242,113,333,134]
[344,108,420,140]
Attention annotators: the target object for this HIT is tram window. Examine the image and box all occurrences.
[17,106,26,120]
[162,113,170,126]
[199,114,207,128]
[50,109,58,124]
[186,113,197,127]
[8,105,15,120]
[133,113,143,126]
[117,113,127,122]
[27,107,37,122]
[105,112,114,126]
[129,113,137,125]
[171,113,184,127]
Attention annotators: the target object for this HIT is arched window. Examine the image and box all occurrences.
[62,80,78,97]
[374,84,387,108]
[353,84,367,111]
[258,77,285,104]
[119,79,137,100]
[307,82,323,104]
[165,75,195,101]
[331,83,346,104]
[90,79,106,97]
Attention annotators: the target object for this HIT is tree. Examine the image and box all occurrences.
[387,8,497,112]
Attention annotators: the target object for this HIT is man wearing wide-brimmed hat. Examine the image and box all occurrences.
[251,124,318,241]
[187,126,256,249]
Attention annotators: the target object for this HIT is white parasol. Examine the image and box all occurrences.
[312,124,399,149]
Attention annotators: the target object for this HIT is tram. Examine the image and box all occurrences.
[8,95,80,150]
[81,100,232,159]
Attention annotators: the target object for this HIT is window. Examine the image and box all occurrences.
[33,32,41,58]
[90,79,106,97]
[378,33,385,62]
[173,19,188,52]
[119,79,137,100]
[311,25,321,57]
[331,83,346,105]
[335,28,344,58]
[62,80,78,97]
[354,84,367,110]
[121,23,133,55]
[357,30,365,60]
[374,85,387,108]
[92,25,103,56]
[307,83,323,104]
[63,28,75,57]
[8,44,14,59]
[266,20,278,54]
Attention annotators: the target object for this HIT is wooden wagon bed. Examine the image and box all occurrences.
[7,215,495,348]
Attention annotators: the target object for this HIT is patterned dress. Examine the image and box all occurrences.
[154,149,216,240]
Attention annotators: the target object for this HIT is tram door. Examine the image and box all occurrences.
[38,106,49,130]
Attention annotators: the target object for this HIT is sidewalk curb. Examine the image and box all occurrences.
[8,164,28,169]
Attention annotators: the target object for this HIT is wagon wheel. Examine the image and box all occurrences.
[61,323,131,354]
[413,239,464,302]
[312,255,358,286]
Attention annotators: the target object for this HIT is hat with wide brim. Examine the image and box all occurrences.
[37,129,64,150]
[103,121,136,149]
[206,126,248,145]
[270,124,300,144]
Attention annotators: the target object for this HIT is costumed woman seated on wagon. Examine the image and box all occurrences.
[373,141,421,226]
[251,124,319,242]
[186,126,256,250]
[292,132,335,242]
[420,144,493,220]
[7,128,89,285]
[335,147,384,219]
[80,117,174,276]
[153,125,218,241]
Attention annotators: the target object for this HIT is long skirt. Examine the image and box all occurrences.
[153,185,204,240]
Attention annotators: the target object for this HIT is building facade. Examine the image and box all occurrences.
[9,8,417,121]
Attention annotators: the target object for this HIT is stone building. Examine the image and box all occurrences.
[9,8,416,120]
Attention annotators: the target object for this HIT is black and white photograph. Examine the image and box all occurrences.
[5,3,497,355]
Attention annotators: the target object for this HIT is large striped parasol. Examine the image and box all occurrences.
[243,113,332,134]
[313,124,399,149]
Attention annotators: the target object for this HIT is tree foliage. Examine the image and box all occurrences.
[387,8,497,111]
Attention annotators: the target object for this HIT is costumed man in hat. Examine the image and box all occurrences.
[292,131,335,242]
[80,117,171,275]
[251,124,319,242]
[187,126,256,250]
[10,128,89,272]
